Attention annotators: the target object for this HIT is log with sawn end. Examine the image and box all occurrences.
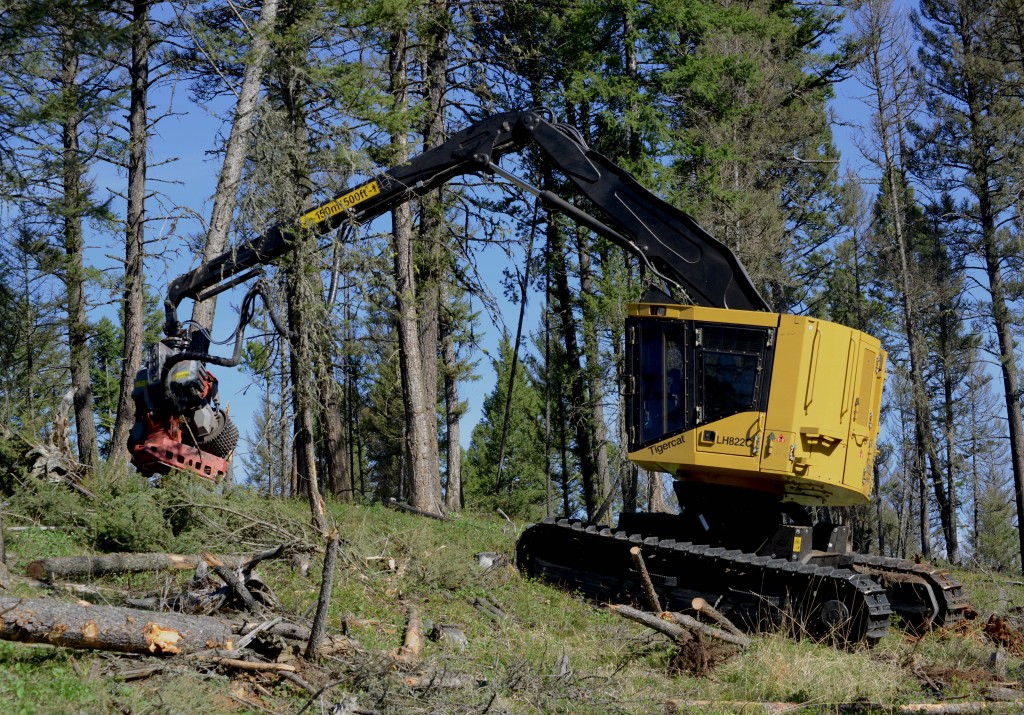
[609,604,693,644]
[0,596,239,655]
[25,553,249,581]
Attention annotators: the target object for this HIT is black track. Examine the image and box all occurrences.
[517,518,891,645]
[841,554,973,632]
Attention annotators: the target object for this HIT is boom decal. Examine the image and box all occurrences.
[299,179,382,228]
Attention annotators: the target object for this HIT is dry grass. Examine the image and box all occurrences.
[0,488,1022,713]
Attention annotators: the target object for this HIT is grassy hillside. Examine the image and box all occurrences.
[0,478,1020,714]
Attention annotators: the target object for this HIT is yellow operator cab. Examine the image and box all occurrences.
[625,300,886,507]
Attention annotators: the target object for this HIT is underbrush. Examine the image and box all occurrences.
[0,479,1020,713]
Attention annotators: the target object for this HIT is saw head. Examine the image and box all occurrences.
[128,338,238,481]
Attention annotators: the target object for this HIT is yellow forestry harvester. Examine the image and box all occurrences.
[128,110,971,644]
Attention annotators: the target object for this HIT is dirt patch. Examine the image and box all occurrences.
[668,638,738,676]
[983,615,1024,657]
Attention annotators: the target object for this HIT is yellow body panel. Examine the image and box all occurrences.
[627,303,886,506]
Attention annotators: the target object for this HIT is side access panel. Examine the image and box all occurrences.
[759,316,886,505]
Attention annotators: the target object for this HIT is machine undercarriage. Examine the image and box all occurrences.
[517,489,973,645]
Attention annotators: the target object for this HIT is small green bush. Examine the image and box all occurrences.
[89,474,172,553]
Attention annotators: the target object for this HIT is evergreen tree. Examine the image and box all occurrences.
[913,0,1024,570]
[464,337,546,517]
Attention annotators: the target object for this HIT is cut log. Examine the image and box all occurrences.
[610,604,692,644]
[25,553,248,581]
[386,498,448,521]
[0,597,238,654]
[188,653,296,673]
[669,612,750,647]
[629,547,662,613]
[393,605,423,666]
[691,597,745,638]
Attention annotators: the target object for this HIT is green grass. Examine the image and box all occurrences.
[0,490,1020,713]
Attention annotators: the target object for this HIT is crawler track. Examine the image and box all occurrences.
[842,554,973,632]
[517,518,891,645]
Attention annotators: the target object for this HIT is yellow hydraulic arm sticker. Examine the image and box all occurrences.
[299,180,382,229]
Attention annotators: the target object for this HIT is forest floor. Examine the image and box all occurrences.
[0,477,1021,714]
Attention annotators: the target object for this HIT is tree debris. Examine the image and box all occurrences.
[386,498,447,521]
[691,597,745,638]
[665,700,1024,714]
[669,612,751,647]
[393,604,424,667]
[202,551,260,612]
[609,604,692,643]
[0,597,238,655]
[629,546,662,613]
[305,529,340,660]
[472,596,508,622]
[25,552,249,581]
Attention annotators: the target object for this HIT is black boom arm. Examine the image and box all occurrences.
[164,110,767,336]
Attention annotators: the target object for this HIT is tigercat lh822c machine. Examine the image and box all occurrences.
[131,109,971,645]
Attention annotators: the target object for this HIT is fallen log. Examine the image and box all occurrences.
[691,597,745,638]
[0,596,238,654]
[202,551,259,612]
[386,498,447,521]
[188,653,296,673]
[393,605,424,666]
[669,612,750,648]
[25,553,249,581]
[610,604,692,644]
[664,701,1024,714]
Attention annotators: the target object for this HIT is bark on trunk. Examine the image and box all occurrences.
[0,597,237,655]
[277,11,326,532]
[414,0,448,510]
[575,227,611,507]
[108,0,150,464]
[60,30,98,469]
[304,529,339,659]
[390,27,438,514]
[190,0,280,332]
[441,280,462,511]
[983,209,1024,574]
[548,209,599,519]
[864,17,948,558]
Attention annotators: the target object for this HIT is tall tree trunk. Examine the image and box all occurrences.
[60,27,98,469]
[109,0,150,466]
[390,27,438,514]
[191,0,280,332]
[575,228,611,508]
[548,215,599,519]
[981,199,1024,573]
[861,0,950,558]
[441,280,462,511]
[278,11,325,532]
[414,0,449,510]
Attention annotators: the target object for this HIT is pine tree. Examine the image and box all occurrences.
[913,0,1024,570]
[464,337,546,517]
